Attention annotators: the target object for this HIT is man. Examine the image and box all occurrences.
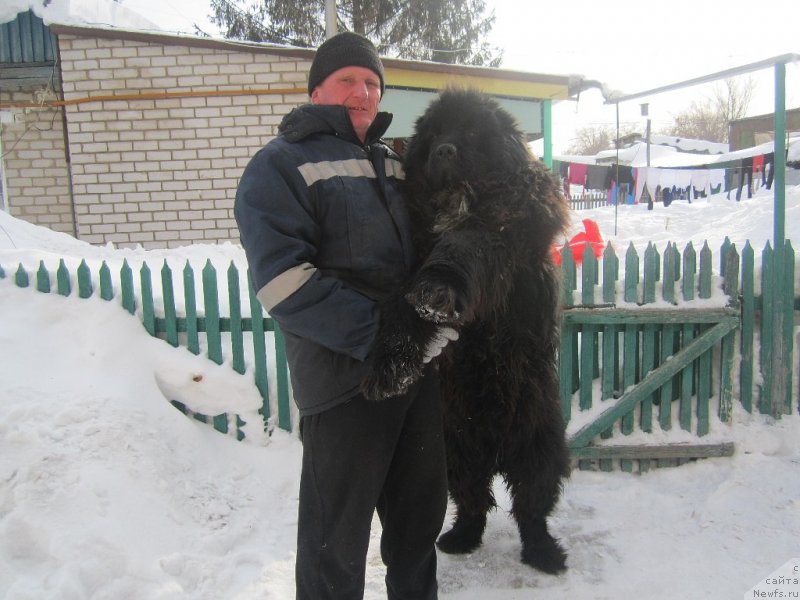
[235,32,454,599]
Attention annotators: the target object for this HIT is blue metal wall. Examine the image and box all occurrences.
[0,10,57,64]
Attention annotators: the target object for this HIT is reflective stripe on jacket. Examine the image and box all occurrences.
[235,104,413,414]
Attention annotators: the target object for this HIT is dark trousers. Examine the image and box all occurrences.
[296,368,447,600]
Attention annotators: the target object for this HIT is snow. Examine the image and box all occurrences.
[2,183,799,599]
[0,0,161,31]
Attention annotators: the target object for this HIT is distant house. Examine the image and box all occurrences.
[1,8,582,248]
[729,108,800,151]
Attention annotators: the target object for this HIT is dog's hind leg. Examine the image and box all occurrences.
[503,423,570,574]
[436,442,496,554]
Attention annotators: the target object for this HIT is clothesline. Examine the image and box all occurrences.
[554,153,778,205]
[554,133,800,170]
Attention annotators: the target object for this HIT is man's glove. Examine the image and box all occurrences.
[422,327,459,364]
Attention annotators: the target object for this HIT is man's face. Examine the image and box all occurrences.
[311,66,382,143]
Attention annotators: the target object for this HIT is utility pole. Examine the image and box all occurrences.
[640,103,651,167]
[325,0,337,38]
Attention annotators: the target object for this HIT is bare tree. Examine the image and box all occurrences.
[714,76,753,127]
[565,124,639,156]
[662,76,755,143]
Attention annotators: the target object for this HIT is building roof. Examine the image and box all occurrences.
[46,22,578,101]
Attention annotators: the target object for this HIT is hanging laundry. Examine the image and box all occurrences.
[736,157,754,201]
[709,168,725,194]
[691,170,711,197]
[635,167,648,204]
[611,165,634,185]
[763,153,775,189]
[586,165,612,191]
[568,162,589,186]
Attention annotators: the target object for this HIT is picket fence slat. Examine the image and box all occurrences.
[781,242,795,414]
[2,236,797,463]
[57,260,70,296]
[99,262,113,301]
[740,242,755,413]
[37,261,49,293]
[120,260,135,314]
[760,243,774,415]
[228,262,245,376]
[161,262,178,348]
[203,260,223,367]
[78,260,92,299]
[274,324,292,432]
[247,271,271,424]
[141,263,155,336]
[183,262,200,355]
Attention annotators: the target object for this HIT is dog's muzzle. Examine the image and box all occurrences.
[428,142,459,187]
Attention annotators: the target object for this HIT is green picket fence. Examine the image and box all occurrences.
[558,238,796,471]
[1,258,292,440]
[1,238,797,468]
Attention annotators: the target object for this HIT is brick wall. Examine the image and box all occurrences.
[57,33,309,248]
[0,90,75,235]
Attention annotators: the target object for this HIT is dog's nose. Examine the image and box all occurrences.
[434,143,457,161]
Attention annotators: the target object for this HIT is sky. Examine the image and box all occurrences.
[105,0,800,153]
[2,182,800,599]
[5,0,796,152]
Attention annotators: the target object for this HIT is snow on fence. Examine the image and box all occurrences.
[559,237,795,471]
[1,238,797,471]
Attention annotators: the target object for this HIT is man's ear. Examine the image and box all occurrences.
[310,88,320,105]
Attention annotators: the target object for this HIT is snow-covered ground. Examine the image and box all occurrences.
[1,184,799,599]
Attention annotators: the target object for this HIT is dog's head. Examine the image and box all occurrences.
[404,88,532,192]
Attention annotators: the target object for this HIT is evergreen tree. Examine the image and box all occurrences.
[204,0,502,66]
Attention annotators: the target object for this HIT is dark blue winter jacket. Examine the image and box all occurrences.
[235,104,413,414]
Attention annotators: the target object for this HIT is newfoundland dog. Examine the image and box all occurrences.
[363,88,571,574]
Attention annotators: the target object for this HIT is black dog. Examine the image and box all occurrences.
[362,88,571,574]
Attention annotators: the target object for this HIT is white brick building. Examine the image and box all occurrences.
[1,15,575,249]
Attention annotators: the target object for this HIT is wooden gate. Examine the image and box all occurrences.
[561,306,739,472]
[558,241,743,472]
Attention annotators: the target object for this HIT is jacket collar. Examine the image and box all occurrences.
[278,104,393,146]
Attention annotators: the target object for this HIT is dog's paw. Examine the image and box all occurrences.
[361,352,423,401]
[406,280,464,324]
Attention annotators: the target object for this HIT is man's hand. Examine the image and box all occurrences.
[422,327,459,363]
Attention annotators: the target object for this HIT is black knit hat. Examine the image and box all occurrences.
[307,32,385,96]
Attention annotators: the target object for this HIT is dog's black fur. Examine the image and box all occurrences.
[362,88,571,574]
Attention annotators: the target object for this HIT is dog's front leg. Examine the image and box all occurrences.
[407,229,511,324]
